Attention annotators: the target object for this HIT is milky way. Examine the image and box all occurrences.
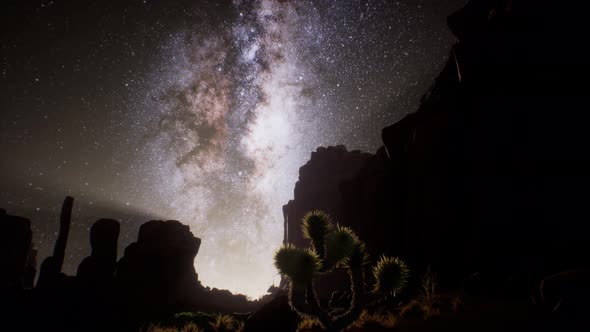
[121,0,461,297]
[131,1,331,296]
[1,0,463,298]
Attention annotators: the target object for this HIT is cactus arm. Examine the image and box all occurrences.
[311,237,333,273]
[53,196,73,271]
[305,281,321,311]
[312,238,325,263]
[333,266,365,331]
[301,211,333,270]
[289,282,335,331]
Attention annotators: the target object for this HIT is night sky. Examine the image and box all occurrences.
[1,0,464,298]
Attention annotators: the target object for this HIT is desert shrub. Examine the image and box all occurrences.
[274,210,410,332]
[143,323,204,332]
[354,310,398,329]
[181,323,204,332]
[210,314,242,332]
[450,294,464,312]
[400,267,444,320]
[297,317,323,331]
[144,324,180,332]
[167,312,216,332]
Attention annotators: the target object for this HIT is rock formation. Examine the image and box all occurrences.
[283,145,372,249]
[36,196,74,289]
[77,218,120,288]
[2,197,263,330]
[382,0,590,284]
[284,0,590,294]
[0,212,33,290]
[115,219,202,322]
[23,246,37,289]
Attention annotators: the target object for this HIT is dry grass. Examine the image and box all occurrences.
[297,311,398,331]
[354,310,398,328]
[144,325,178,332]
[144,324,203,332]
[296,317,322,331]
[182,323,204,332]
[450,294,464,312]
[418,267,440,310]
[144,316,245,332]
[210,314,243,332]
[400,267,441,320]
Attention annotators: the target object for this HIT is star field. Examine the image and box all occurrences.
[1,0,464,298]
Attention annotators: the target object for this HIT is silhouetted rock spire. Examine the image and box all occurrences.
[23,246,37,289]
[36,196,74,289]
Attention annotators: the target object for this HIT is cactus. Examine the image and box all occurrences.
[372,256,410,296]
[274,243,322,285]
[274,210,409,332]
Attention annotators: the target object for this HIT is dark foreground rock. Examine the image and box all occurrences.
[0,212,32,291]
[244,294,299,332]
[115,219,202,324]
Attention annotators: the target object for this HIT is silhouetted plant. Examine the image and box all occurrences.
[353,310,398,329]
[372,256,409,296]
[144,323,203,332]
[181,323,203,332]
[400,266,441,320]
[146,312,242,332]
[172,312,215,331]
[210,314,241,332]
[297,317,322,331]
[274,210,410,332]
